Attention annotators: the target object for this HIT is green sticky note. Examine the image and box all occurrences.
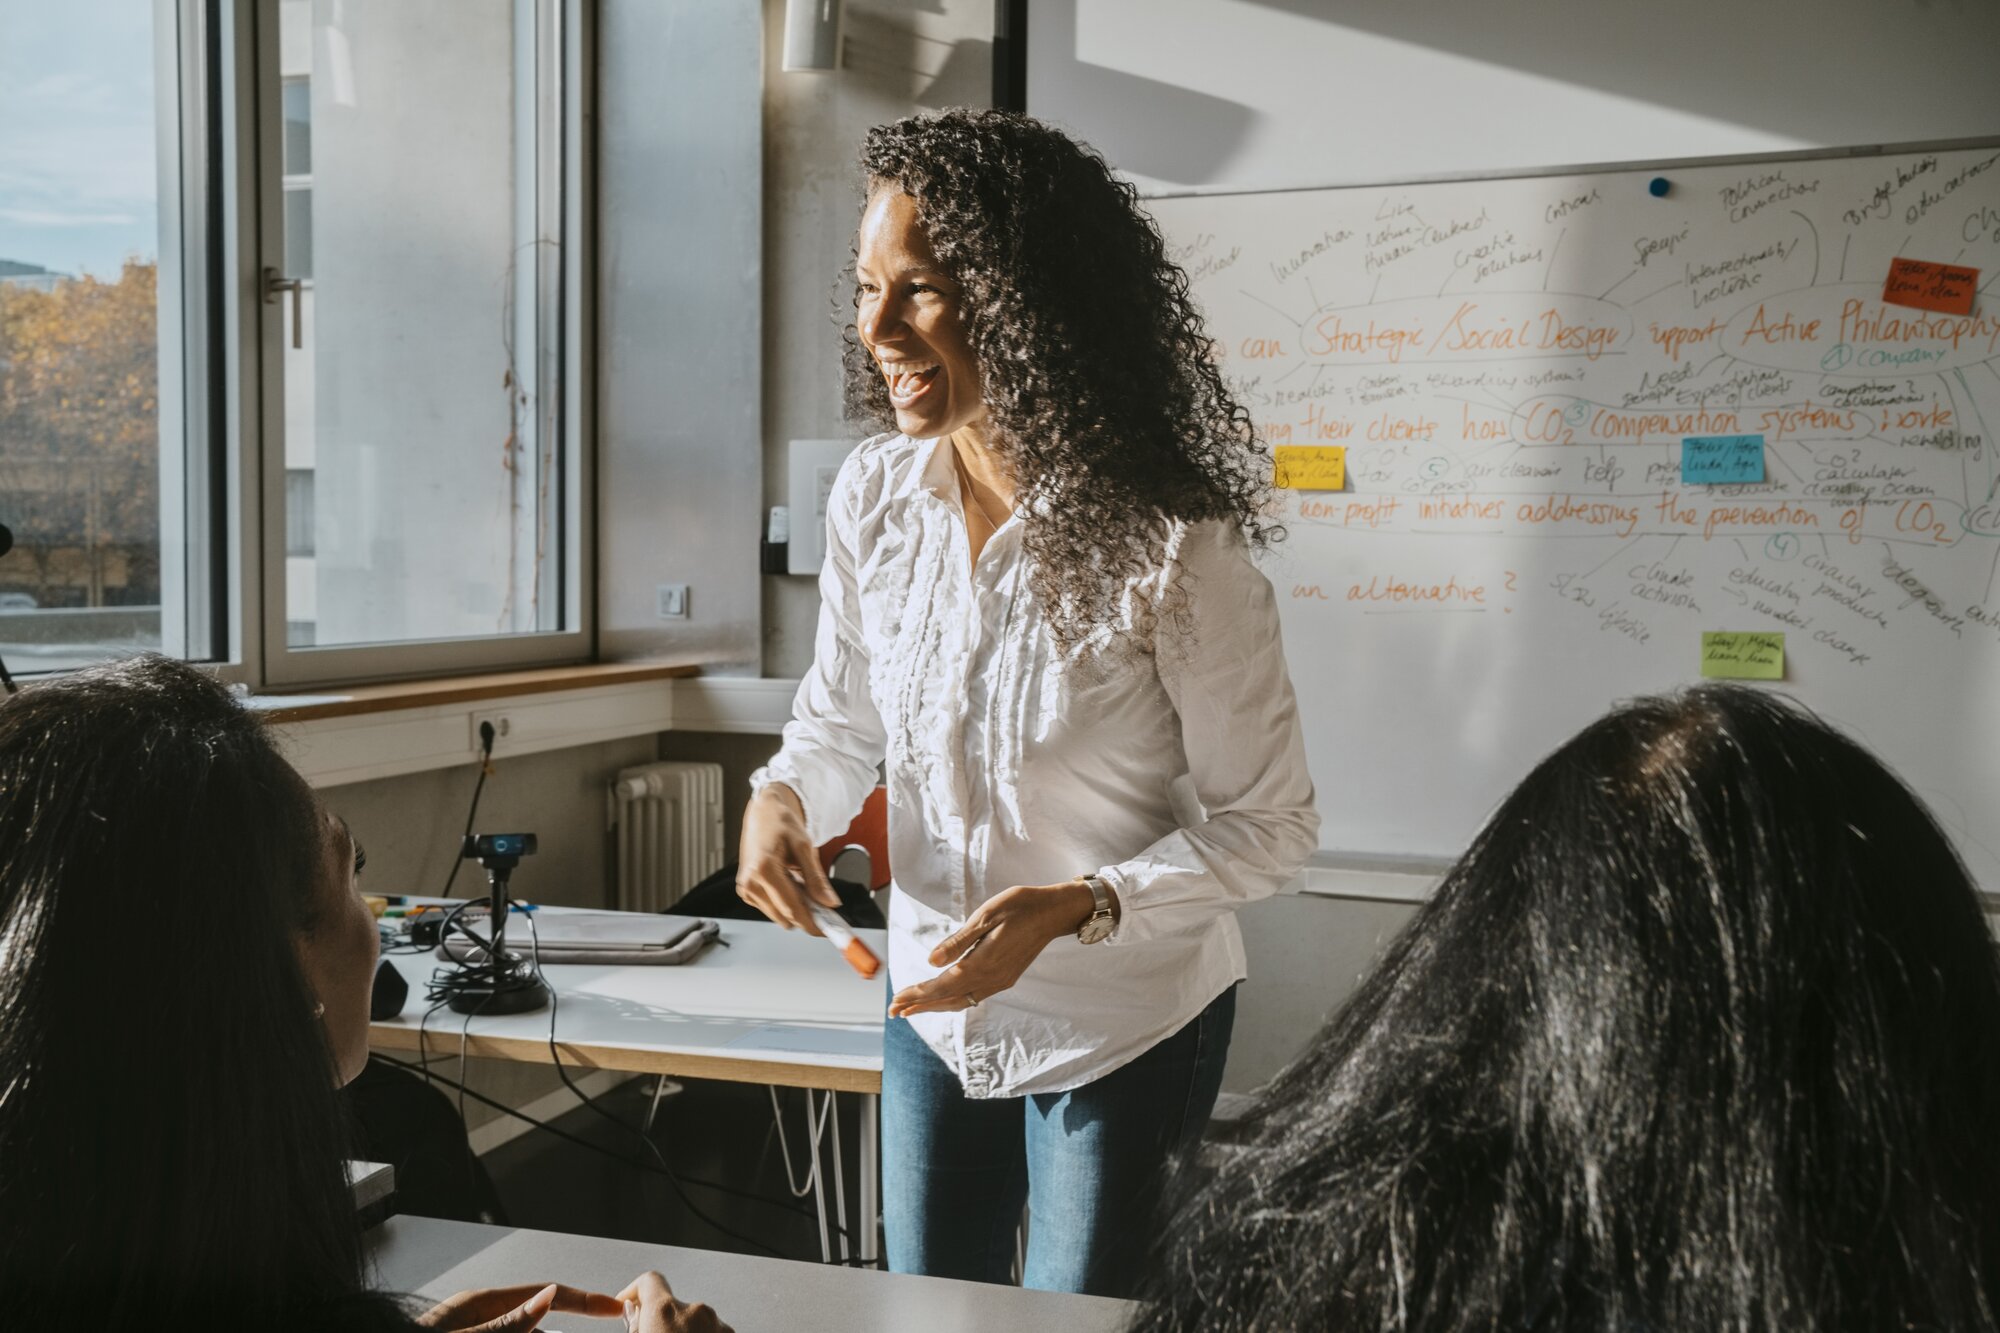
[1701,631,1785,680]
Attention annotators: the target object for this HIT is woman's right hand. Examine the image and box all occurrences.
[736,783,840,935]
[619,1271,733,1332]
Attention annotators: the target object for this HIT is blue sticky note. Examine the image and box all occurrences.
[1681,435,1765,484]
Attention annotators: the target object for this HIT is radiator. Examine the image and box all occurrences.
[610,761,726,912]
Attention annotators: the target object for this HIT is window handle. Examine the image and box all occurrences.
[262,267,305,350]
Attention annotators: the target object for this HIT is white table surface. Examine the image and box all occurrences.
[367,1216,1137,1332]
[347,1159,395,1211]
[370,915,887,1091]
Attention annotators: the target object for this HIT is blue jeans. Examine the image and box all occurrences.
[882,985,1236,1297]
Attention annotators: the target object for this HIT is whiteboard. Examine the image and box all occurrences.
[1145,143,2000,891]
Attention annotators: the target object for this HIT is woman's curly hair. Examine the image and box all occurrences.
[845,109,1277,653]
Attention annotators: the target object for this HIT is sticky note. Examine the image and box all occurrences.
[1273,445,1346,491]
[1701,631,1784,680]
[1882,257,1979,316]
[1681,435,1764,484]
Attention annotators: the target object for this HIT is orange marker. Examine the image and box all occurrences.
[808,902,881,979]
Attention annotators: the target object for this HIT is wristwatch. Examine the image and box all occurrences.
[1076,874,1116,945]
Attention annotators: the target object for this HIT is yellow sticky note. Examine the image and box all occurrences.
[1700,631,1784,680]
[1273,445,1346,491]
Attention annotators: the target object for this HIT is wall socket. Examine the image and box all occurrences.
[656,583,690,619]
[470,710,513,755]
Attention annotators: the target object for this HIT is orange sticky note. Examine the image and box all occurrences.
[1273,445,1346,491]
[1882,257,1979,315]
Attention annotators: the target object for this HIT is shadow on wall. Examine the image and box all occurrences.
[1233,0,1985,148]
[841,8,987,108]
[1026,1,1258,185]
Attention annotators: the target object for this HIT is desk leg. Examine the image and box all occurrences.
[859,1092,880,1265]
[831,1094,851,1264]
[805,1090,832,1264]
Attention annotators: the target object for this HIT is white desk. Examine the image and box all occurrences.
[369,916,886,1261]
[370,917,884,1092]
[368,1215,1136,1332]
[348,1160,395,1213]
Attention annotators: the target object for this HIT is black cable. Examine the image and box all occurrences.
[402,879,876,1261]
[415,996,451,1094]
[414,894,551,1229]
[437,724,496,900]
[365,1051,875,1259]
[516,906,803,1260]
[457,992,489,1204]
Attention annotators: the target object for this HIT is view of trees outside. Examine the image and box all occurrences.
[0,260,160,609]
[0,1,165,669]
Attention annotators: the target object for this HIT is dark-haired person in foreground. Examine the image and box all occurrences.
[1132,683,2000,1333]
[735,108,1317,1297]
[0,656,727,1332]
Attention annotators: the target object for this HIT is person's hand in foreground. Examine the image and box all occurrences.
[417,1282,624,1331]
[619,1271,734,1333]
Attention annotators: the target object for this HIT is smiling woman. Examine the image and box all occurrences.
[843,111,1278,654]
[853,192,982,437]
[736,109,1319,1301]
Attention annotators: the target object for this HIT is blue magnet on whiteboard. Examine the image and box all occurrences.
[1648,177,1671,198]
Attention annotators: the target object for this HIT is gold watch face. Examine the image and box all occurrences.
[1077,914,1115,945]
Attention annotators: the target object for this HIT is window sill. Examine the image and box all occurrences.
[258,661,700,788]
[665,674,802,734]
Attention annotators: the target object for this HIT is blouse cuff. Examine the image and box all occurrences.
[748,761,829,846]
[1093,864,1139,945]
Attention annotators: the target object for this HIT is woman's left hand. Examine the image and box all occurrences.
[888,881,1103,1017]
[416,1283,625,1332]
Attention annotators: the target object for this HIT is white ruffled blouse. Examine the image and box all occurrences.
[751,433,1319,1097]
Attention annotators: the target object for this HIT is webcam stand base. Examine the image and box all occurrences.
[445,965,550,1016]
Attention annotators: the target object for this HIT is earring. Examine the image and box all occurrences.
[313,1000,326,1019]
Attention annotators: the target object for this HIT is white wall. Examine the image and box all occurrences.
[1029,0,2000,195]
[322,736,656,911]
[598,0,765,667]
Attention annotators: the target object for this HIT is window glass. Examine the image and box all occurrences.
[281,75,312,175]
[275,0,566,653]
[0,1,169,672]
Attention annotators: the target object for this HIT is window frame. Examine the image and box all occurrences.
[244,0,596,691]
[148,0,241,672]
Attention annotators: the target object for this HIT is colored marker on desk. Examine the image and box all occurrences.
[808,901,881,978]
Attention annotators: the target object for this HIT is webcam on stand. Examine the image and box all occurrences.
[443,830,550,1016]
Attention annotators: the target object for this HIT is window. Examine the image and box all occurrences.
[279,75,312,280]
[0,2,590,690]
[0,0,195,674]
[259,0,590,687]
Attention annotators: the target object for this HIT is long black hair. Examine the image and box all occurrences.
[0,657,404,1328]
[848,109,1275,653]
[1135,683,2000,1332]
